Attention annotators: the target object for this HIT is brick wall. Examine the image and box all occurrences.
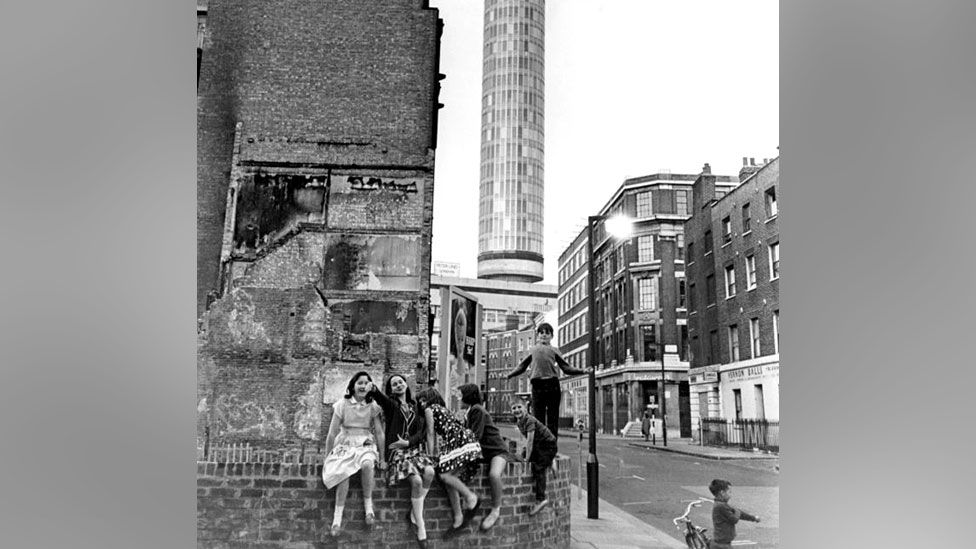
[198,0,441,315]
[197,455,572,548]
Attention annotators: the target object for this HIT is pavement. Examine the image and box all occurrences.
[558,429,779,461]
[569,487,686,549]
[556,429,777,548]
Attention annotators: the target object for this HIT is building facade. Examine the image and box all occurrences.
[557,170,738,436]
[484,326,538,420]
[196,0,443,449]
[685,157,780,430]
[477,0,546,282]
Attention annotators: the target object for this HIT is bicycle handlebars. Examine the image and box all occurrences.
[672,498,715,527]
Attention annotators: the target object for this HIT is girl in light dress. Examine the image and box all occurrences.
[321,371,386,537]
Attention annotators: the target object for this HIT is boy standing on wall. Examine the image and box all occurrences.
[506,322,588,440]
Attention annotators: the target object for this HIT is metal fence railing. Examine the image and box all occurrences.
[700,418,779,453]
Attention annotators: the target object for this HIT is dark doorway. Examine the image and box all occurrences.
[679,380,692,437]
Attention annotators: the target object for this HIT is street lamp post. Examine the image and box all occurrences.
[586,216,599,519]
[661,344,667,447]
[586,214,632,519]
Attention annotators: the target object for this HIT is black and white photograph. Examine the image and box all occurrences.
[194,0,777,547]
[6,1,974,549]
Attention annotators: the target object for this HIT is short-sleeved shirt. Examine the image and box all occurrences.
[333,397,381,431]
[516,413,557,445]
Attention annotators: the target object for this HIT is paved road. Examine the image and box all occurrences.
[502,427,780,548]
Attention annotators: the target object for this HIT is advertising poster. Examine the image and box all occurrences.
[438,286,480,411]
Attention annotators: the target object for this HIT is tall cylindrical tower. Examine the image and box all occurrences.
[477,0,545,282]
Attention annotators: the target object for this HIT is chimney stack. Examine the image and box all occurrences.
[702,163,711,175]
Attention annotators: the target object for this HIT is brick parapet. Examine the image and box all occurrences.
[197,456,572,548]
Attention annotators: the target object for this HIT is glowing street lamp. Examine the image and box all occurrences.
[586,213,632,519]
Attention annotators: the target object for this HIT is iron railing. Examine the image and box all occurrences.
[700,418,779,453]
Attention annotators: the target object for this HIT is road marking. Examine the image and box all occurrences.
[632,475,645,481]
[731,541,757,546]
[621,501,656,506]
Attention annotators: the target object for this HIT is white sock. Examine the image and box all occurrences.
[332,505,344,527]
[364,498,374,515]
[411,496,426,539]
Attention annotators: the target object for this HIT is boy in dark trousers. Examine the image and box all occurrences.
[511,401,559,516]
[506,322,588,440]
[708,479,760,549]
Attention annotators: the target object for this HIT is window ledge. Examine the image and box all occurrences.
[765,215,778,223]
[721,241,732,248]
[747,285,757,292]
[725,295,736,300]
[742,230,752,237]
[704,251,713,257]
[770,276,780,282]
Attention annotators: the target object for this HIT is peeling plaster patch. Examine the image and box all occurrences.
[321,234,420,292]
[213,393,286,439]
[227,289,271,344]
[293,371,324,440]
[299,297,330,352]
[336,300,418,334]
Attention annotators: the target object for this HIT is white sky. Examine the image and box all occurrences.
[429,0,779,285]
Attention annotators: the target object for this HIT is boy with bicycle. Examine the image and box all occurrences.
[708,479,760,549]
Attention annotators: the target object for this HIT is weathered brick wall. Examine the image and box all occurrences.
[196,0,441,450]
[197,0,441,315]
[197,456,572,548]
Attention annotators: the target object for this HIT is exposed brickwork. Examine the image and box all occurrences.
[198,0,441,315]
[685,158,780,423]
[197,0,441,452]
[197,456,573,548]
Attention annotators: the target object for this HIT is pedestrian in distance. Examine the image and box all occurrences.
[511,401,559,516]
[367,375,436,548]
[413,387,484,540]
[708,479,761,549]
[321,371,386,538]
[641,409,653,441]
[506,322,589,441]
[458,384,513,532]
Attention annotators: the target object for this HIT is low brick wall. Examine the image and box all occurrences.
[197,455,571,548]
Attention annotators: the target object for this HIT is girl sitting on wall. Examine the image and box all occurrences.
[322,371,386,538]
[414,387,484,540]
[368,375,437,548]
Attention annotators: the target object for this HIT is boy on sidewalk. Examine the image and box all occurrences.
[511,401,559,516]
[708,479,760,549]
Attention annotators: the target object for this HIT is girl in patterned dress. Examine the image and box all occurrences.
[367,375,436,548]
[414,388,484,539]
[322,371,386,538]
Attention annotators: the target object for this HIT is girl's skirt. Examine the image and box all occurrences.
[387,446,437,486]
[322,432,379,489]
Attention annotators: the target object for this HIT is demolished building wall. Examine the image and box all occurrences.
[196,0,442,451]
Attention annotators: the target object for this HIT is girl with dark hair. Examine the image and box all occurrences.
[367,375,436,548]
[458,383,511,531]
[414,388,483,539]
[322,371,386,538]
